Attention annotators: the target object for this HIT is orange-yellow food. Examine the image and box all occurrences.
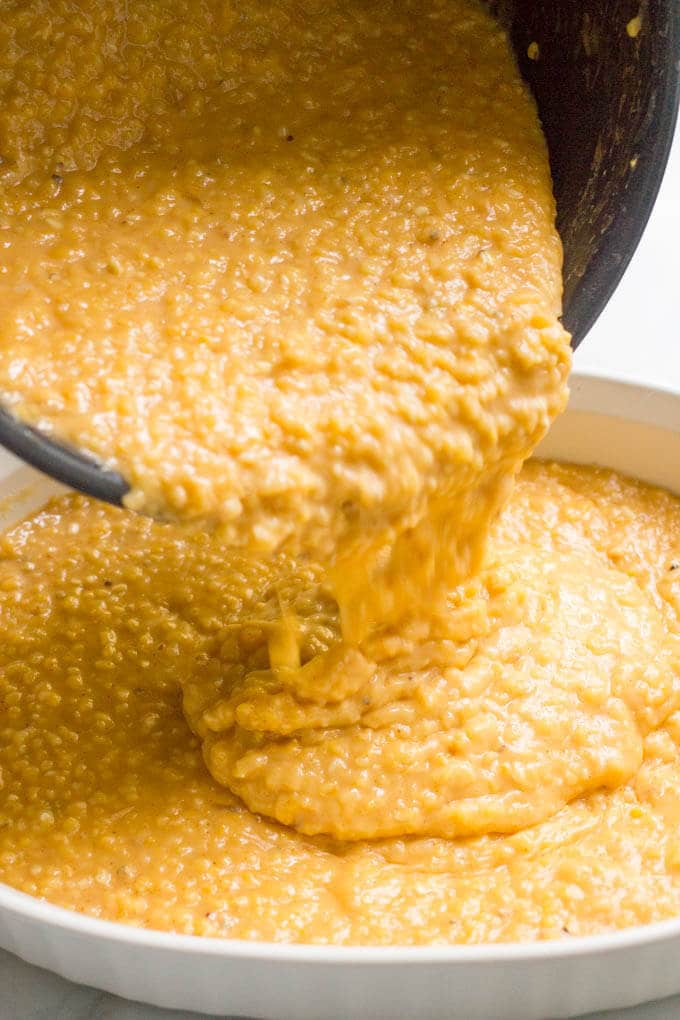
[0,463,679,944]
[188,546,676,842]
[2,0,676,952]
[0,0,570,638]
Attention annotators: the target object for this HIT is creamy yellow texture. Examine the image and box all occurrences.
[0,463,678,943]
[1,0,670,951]
[187,546,676,841]
[0,0,570,637]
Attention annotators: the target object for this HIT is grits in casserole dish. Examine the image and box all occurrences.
[0,0,678,946]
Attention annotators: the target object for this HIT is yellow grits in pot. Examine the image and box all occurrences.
[0,0,678,946]
[0,0,569,637]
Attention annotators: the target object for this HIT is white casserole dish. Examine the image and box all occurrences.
[0,371,678,1020]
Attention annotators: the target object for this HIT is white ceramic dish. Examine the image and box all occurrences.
[0,371,678,1020]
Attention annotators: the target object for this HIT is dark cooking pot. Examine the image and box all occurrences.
[496,0,680,342]
[0,0,678,505]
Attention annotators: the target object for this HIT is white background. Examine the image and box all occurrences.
[574,120,680,390]
[1,122,679,1020]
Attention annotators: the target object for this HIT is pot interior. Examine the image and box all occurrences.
[492,0,679,344]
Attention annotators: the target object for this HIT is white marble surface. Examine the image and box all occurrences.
[1,110,679,1020]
